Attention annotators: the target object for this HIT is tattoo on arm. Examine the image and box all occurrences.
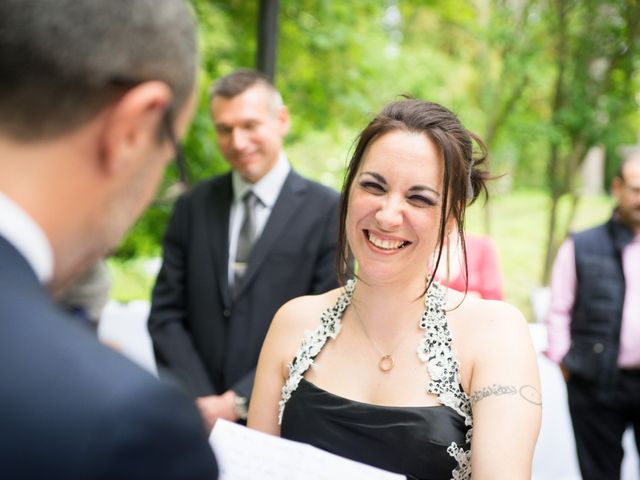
[470,384,542,406]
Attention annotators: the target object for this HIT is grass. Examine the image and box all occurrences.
[108,190,615,321]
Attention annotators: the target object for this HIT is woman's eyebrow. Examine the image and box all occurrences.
[360,171,440,196]
[360,171,387,185]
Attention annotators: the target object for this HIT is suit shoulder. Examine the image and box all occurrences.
[179,172,231,204]
[291,171,339,199]
[1,303,217,479]
[306,179,340,200]
[2,296,161,404]
[79,359,219,479]
[571,222,607,241]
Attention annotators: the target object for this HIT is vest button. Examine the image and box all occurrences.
[223,309,231,318]
[593,343,604,353]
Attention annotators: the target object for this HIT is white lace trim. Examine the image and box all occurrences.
[278,279,472,479]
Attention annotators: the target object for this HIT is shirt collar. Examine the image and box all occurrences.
[0,191,54,284]
[232,153,291,207]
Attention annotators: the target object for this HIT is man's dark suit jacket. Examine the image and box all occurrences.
[0,236,218,479]
[148,169,340,399]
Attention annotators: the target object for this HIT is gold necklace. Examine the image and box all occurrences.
[351,302,415,373]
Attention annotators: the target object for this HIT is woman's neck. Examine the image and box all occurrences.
[350,276,427,333]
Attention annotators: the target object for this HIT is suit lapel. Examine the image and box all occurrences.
[205,174,233,307]
[233,171,306,300]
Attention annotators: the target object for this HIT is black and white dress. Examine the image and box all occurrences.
[278,279,473,480]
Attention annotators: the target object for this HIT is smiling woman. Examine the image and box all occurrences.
[346,130,445,285]
[248,98,542,480]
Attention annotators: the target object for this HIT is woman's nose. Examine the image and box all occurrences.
[374,196,403,230]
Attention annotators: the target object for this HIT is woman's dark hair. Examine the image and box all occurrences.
[336,98,491,294]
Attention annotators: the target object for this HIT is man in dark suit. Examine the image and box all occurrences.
[148,69,341,429]
[0,1,218,478]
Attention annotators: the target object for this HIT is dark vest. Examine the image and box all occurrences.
[561,214,634,388]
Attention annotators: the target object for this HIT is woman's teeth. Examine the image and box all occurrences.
[367,231,408,250]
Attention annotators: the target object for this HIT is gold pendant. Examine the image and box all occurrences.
[378,354,395,372]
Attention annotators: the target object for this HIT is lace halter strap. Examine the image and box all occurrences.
[419,280,473,426]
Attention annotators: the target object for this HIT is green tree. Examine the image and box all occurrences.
[114,0,639,277]
[541,0,640,283]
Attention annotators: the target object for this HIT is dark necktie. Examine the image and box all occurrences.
[233,190,260,295]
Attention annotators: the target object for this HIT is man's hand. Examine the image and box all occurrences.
[559,363,571,382]
[196,390,238,431]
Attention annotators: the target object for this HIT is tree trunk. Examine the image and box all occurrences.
[563,191,580,239]
[542,0,567,285]
[543,191,562,285]
[542,140,564,284]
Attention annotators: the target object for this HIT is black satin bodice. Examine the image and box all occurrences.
[281,378,470,480]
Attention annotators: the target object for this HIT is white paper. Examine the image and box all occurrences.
[209,419,405,480]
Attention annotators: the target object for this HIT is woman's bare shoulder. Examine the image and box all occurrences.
[450,294,531,351]
[271,287,345,334]
[450,295,538,398]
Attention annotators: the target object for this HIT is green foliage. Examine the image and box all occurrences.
[115,0,639,290]
[534,0,640,281]
[115,206,168,259]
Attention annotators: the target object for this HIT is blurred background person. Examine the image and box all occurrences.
[435,231,504,300]
[148,69,342,429]
[545,150,640,480]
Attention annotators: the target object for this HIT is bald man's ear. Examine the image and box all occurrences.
[98,81,172,176]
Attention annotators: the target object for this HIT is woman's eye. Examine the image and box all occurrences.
[408,195,436,207]
[360,181,385,193]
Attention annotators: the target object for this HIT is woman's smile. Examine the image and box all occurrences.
[364,229,411,251]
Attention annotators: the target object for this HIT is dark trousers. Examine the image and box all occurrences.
[567,370,640,480]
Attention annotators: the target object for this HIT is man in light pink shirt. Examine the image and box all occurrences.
[546,151,640,480]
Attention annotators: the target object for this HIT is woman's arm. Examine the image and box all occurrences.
[248,294,324,435]
[246,304,293,436]
[469,303,542,479]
